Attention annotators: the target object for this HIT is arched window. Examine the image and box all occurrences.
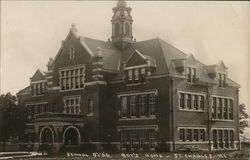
[125,23,130,35]
[115,23,120,36]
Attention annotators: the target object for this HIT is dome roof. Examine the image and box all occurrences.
[117,0,127,7]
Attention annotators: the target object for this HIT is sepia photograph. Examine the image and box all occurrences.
[1,0,250,159]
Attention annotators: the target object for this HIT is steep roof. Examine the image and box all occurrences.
[30,69,46,81]
[82,37,122,72]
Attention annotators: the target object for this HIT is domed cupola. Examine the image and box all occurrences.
[111,0,133,50]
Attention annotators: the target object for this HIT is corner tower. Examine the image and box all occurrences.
[111,0,133,50]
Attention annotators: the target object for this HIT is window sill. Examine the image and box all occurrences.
[87,113,93,117]
[211,119,234,122]
[60,88,84,92]
[179,109,205,113]
[126,82,143,86]
[32,94,45,97]
[119,116,156,121]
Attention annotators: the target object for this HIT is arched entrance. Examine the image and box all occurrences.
[40,127,54,144]
[63,126,80,146]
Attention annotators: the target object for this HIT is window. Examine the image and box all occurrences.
[139,130,146,149]
[60,66,85,91]
[193,129,199,141]
[125,23,130,35]
[212,130,217,148]
[64,96,81,114]
[193,95,198,110]
[139,95,146,117]
[121,131,127,148]
[217,73,226,88]
[230,130,234,148]
[134,69,139,81]
[224,99,228,119]
[224,130,229,148]
[187,67,196,83]
[218,98,223,119]
[115,23,120,36]
[186,129,192,141]
[121,97,128,118]
[199,95,205,110]
[130,130,137,149]
[126,67,147,84]
[149,94,156,116]
[200,129,205,141]
[70,47,75,59]
[26,103,48,118]
[229,99,233,120]
[186,94,192,109]
[218,130,223,148]
[212,97,217,119]
[179,129,185,141]
[130,96,136,117]
[87,99,93,115]
[149,130,156,149]
[128,70,133,81]
[179,92,205,111]
[179,93,185,109]
[32,82,46,96]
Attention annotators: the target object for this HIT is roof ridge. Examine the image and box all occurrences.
[157,37,187,56]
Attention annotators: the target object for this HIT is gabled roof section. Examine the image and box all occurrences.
[216,60,228,72]
[83,37,122,72]
[17,86,31,95]
[186,54,197,66]
[30,69,46,82]
[125,50,148,68]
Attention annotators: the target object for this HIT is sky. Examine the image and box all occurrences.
[1,1,250,136]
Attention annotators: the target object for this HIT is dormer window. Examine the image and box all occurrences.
[126,67,147,84]
[187,67,196,83]
[32,81,46,96]
[217,73,226,88]
[69,47,75,59]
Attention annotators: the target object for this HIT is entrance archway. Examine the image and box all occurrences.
[63,126,81,145]
[40,127,54,145]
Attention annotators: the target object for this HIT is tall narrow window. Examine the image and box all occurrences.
[187,67,192,82]
[179,93,185,109]
[134,69,139,81]
[193,95,198,110]
[139,130,146,150]
[229,99,233,120]
[179,129,185,141]
[149,94,156,116]
[130,96,136,117]
[191,68,196,82]
[222,74,226,87]
[186,94,192,109]
[130,130,136,150]
[224,99,228,119]
[139,95,146,117]
[230,130,234,148]
[121,97,127,118]
[218,98,222,119]
[200,95,205,110]
[186,129,192,141]
[212,130,217,148]
[87,99,93,115]
[212,97,217,119]
[128,70,133,81]
[149,130,156,149]
[193,129,199,141]
[200,129,205,141]
[70,47,75,59]
[115,23,120,36]
[218,130,223,148]
[125,23,130,35]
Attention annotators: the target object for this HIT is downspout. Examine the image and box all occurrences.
[236,89,241,150]
[207,83,211,151]
[170,77,175,151]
